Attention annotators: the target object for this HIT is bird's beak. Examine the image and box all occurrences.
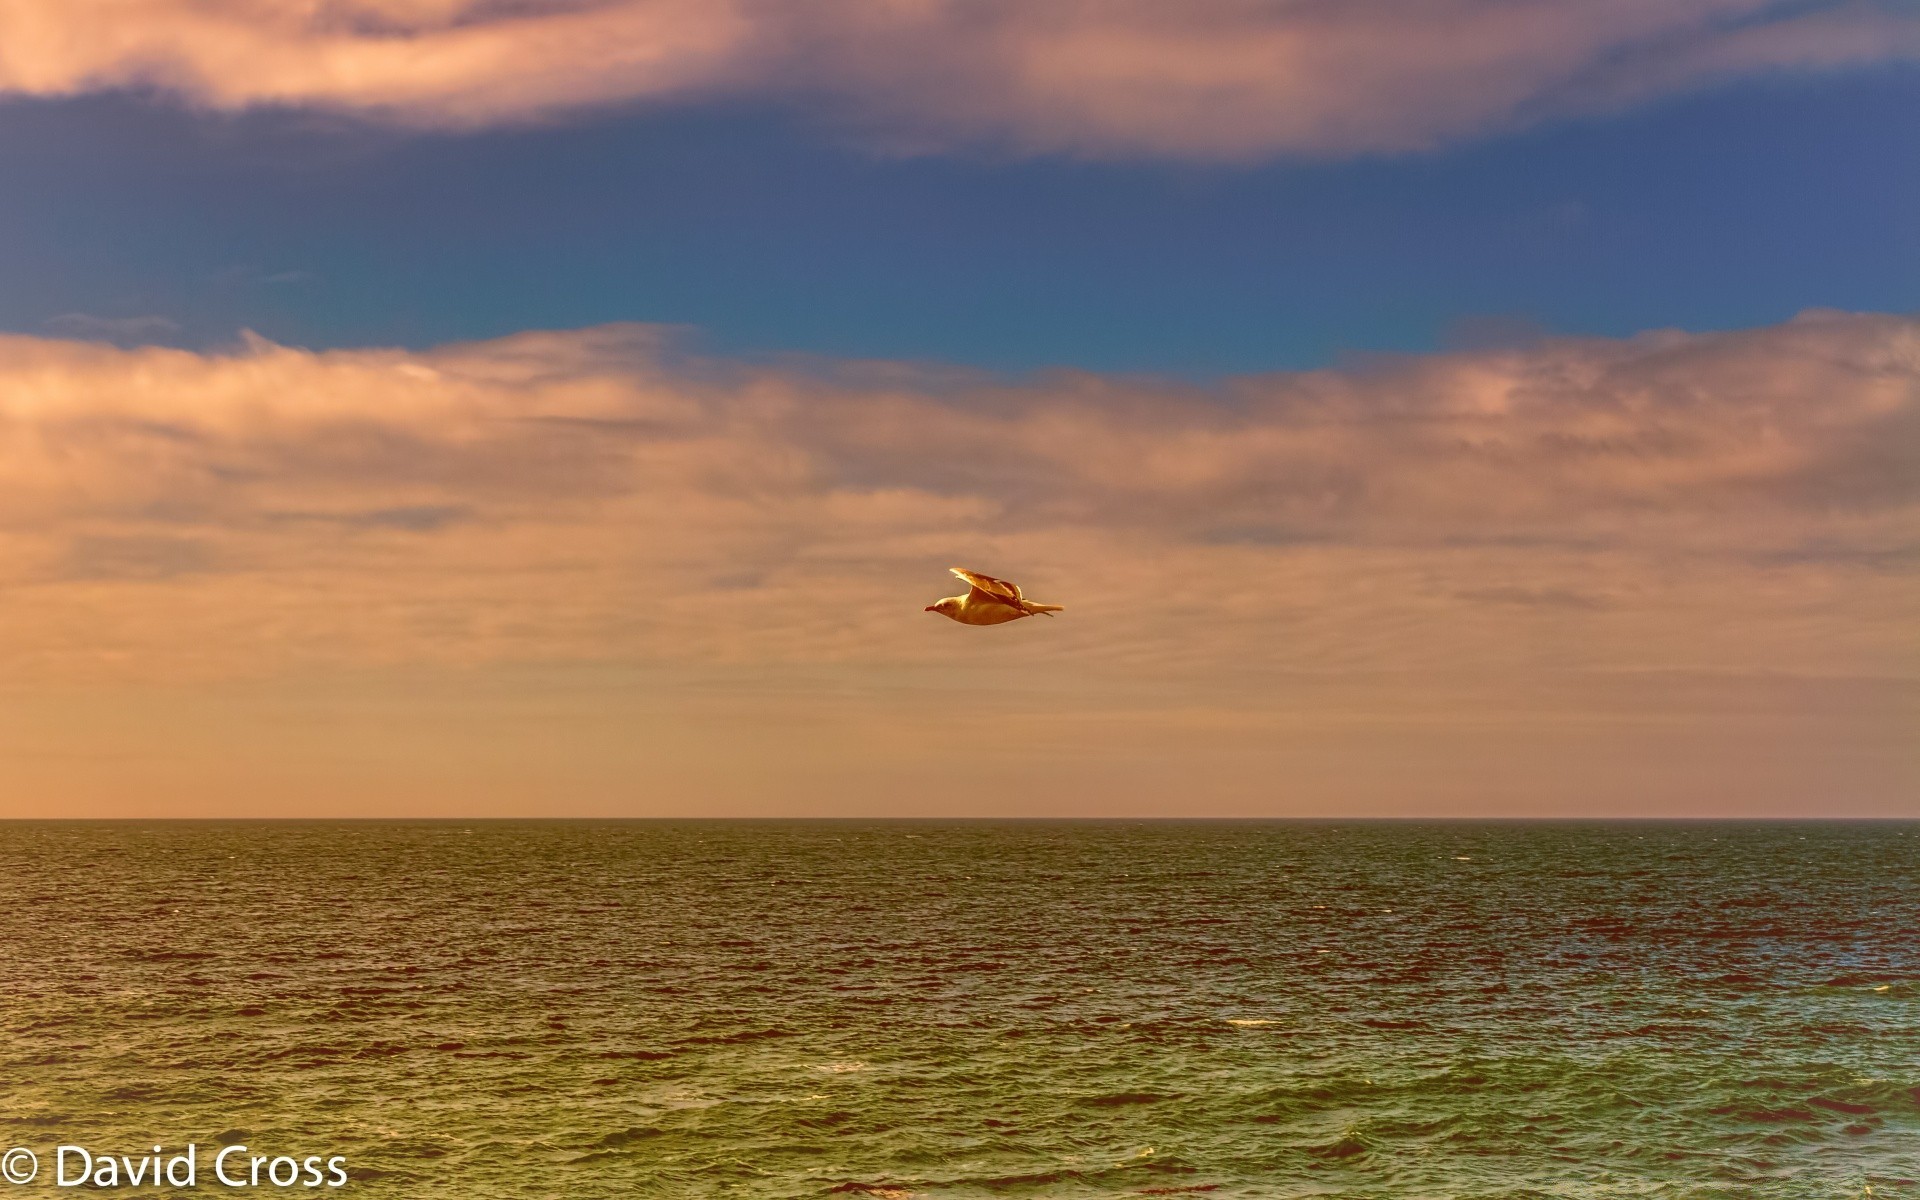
[924,605,937,612]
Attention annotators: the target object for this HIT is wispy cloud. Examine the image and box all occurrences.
[42,313,181,345]
[1,1,1915,158]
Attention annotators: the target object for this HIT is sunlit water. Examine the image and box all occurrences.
[2,821,1916,1198]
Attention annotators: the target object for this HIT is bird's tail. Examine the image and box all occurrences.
[1024,603,1065,616]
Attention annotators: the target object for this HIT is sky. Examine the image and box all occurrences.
[0,0,1914,817]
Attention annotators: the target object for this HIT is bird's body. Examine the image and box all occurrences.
[926,567,1063,625]
[938,591,1032,625]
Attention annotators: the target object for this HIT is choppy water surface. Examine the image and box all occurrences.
[2,821,1917,1198]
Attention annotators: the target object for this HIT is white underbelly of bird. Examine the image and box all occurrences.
[925,567,1063,625]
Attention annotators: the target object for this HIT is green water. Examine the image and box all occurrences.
[2,821,1916,1198]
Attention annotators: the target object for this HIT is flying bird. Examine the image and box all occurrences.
[925,567,1064,625]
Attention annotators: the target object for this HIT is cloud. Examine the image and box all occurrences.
[1452,585,1612,610]
[60,533,222,581]
[42,313,182,345]
[0,310,1912,695]
[3,311,1914,814]
[0,1,1916,158]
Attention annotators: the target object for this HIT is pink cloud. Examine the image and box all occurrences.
[0,1,1915,157]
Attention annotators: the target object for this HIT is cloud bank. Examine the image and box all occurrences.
[1,1,1916,157]
[1,311,1913,691]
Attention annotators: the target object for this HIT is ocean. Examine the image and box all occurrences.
[2,820,1915,1198]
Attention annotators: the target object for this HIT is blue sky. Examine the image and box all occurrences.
[3,65,1914,375]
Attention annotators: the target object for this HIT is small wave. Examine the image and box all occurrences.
[794,1111,859,1131]
[593,1127,662,1148]
[1308,1134,1371,1160]
[966,1171,1070,1188]
[1082,1092,1176,1108]
[256,1043,350,1062]
[353,1042,411,1059]
[597,1049,674,1060]
[1821,973,1912,987]
[374,1140,451,1160]
[452,1050,531,1059]
[1713,1106,1816,1122]
[680,1028,794,1046]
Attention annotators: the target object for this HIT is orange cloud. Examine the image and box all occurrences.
[0,311,1913,686]
[1,1,1915,157]
[1,313,1914,814]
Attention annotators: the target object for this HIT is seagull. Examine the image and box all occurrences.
[925,567,1064,625]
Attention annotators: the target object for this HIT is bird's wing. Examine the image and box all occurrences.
[951,567,1024,605]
